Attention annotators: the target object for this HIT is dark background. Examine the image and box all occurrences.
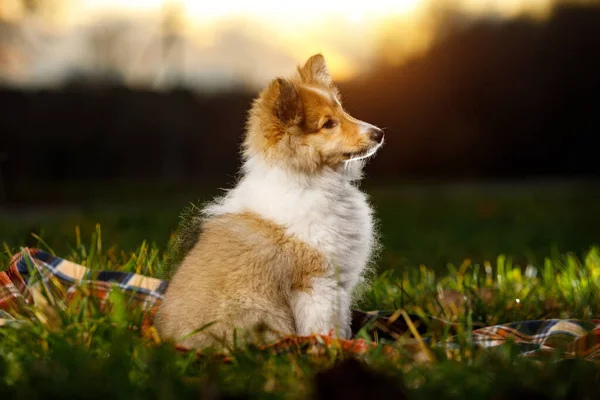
[1,2,598,198]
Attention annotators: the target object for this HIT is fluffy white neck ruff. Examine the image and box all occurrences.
[241,155,367,186]
[203,155,376,289]
[204,155,366,216]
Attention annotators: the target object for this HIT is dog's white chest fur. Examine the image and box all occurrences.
[204,158,376,337]
[204,159,375,290]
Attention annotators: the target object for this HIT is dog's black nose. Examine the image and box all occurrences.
[370,127,384,143]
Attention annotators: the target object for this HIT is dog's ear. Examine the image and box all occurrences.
[298,53,332,86]
[271,78,303,125]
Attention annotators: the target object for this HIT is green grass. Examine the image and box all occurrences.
[1,232,600,398]
[2,181,600,272]
[1,181,600,398]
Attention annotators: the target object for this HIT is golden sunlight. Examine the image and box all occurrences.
[74,0,427,81]
[181,0,423,22]
[80,0,423,21]
[1,0,560,89]
[73,0,557,82]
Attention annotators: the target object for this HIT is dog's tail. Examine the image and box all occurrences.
[164,201,204,278]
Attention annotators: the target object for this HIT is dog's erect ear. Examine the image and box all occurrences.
[271,78,303,125]
[298,53,332,86]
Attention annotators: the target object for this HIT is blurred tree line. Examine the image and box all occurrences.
[0,1,598,202]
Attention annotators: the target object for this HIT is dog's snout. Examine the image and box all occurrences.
[369,127,384,143]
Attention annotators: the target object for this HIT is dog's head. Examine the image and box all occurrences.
[244,54,384,174]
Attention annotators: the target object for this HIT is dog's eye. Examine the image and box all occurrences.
[321,119,337,130]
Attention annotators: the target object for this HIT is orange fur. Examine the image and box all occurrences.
[155,212,327,349]
[244,54,381,174]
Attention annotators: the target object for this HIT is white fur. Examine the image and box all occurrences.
[345,140,384,163]
[291,277,351,338]
[203,156,377,338]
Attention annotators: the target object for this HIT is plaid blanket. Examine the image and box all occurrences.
[1,248,600,361]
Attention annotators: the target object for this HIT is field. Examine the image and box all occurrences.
[1,180,600,399]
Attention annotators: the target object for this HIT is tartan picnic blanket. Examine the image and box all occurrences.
[1,248,600,361]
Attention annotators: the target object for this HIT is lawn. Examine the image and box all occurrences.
[2,179,600,272]
[1,180,600,399]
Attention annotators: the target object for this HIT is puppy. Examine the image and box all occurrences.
[155,54,384,349]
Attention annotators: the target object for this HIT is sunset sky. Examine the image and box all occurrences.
[0,0,555,90]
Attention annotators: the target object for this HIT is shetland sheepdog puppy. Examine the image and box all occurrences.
[155,54,385,350]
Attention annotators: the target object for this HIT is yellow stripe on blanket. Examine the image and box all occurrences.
[547,320,589,337]
[55,260,89,282]
[126,274,164,292]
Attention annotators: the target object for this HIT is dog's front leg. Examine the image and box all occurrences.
[291,277,351,339]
